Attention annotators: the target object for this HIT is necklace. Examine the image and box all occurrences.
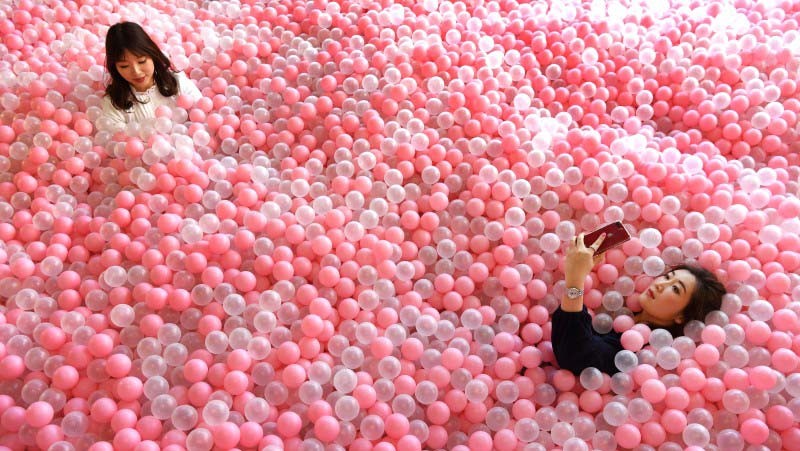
[136,86,155,104]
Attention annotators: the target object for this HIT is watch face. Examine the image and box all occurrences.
[567,287,583,299]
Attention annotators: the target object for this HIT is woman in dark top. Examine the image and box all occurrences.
[551,233,726,375]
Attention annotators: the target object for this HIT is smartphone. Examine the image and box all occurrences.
[584,221,631,254]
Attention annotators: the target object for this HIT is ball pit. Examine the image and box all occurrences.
[1,0,800,450]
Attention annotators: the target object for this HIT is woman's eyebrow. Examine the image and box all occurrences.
[665,271,686,293]
[668,272,687,293]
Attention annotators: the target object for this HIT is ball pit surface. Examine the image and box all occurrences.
[1,0,800,450]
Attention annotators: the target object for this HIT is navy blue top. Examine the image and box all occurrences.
[551,306,622,375]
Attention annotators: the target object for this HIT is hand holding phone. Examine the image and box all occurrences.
[584,221,631,255]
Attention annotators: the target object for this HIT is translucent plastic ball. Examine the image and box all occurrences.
[722,389,750,414]
[465,380,489,403]
[786,373,800,397]
[614,350,638,373]
[205,331,229,354]
[611,372,634,395]
[550,422,575,446]
[533,384,557,406]
[495,380,520,404]
[540,233,561,253]
[359,415,385,441]
[672,337,697,359]
[333,368,357,393]
[562,437,589,451]
[656,347,681,370]
[716,429,744,450]
[555,221,576,241]
[334,395,360,421]
[601,291,624,311]
[461,309,483,330]
[602,402,629,427]
[514,418,540,442]
[534,407,558,431]
[202,400,230,426]
[109,304,135,327]
[579,367,604,390]
[171,405,199,431]
[244,398,270,423]
[639,228,662,249]
[61,411,89,437]
[697,224,720,243]
[486,406,510,431]
[683,423,711,447]
[415,381,438,405]
[592,314,614,334]
[649,329,674,349]
[555,401,579,423]
[627,398,653,423]
[642,256,666,276]
[748,300,774,321]
[151,394,177,420]
[186,427,214,451]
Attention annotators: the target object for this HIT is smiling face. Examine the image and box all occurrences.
[114,49,155,92]
[639,269,698,326]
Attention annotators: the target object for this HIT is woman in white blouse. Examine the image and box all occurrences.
[100,22,201,130]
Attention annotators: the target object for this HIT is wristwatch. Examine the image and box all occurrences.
[566,287,584,299]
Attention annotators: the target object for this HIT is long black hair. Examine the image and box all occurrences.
[105,22,178,110]
[663,264,726,337]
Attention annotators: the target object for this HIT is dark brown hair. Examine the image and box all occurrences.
[105,22,177,110]
[665,263,726,337]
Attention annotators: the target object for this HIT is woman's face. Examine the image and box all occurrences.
[115,49,155,92]
[639,269,697,325]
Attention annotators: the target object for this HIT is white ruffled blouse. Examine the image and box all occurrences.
[100,72,202,129]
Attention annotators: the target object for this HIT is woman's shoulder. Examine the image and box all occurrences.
[100,93,120,111]
[172,70,201,100]
[171,70,193,84]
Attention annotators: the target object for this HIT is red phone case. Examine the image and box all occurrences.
[585,222,631,254]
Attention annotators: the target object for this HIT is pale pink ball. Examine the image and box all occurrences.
[749,366,777,390]
[493,428,518,451]
[276,412,302,438]
[679,367,707,392]
[396,435,422,451]
[117,377,143,402]
[113,428,141,451]
[694,344,720,367]
[641,379,666,404]
[213,422,241,449]
[615,423,642,449]
[467,431,493,451]
[700,324,725,346]
[660,409,687,434]
[613,315,635,332]
[25,401,54,428]
[741,418,769,444]
[621,330,644,351]
[384,413,409,439]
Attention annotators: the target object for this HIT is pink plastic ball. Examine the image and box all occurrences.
[25,401,54,428]
[621,330,644,351]
[615,423,641,449]
[741,419,769,444]
[276,412,302,438]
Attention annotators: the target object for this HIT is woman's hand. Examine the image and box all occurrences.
[564,233,605,286]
